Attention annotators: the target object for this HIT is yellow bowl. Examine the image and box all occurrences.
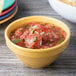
[5,16,71,68]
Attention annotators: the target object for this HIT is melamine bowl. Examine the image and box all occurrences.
[5,16,70,68]
[48,0,76,23]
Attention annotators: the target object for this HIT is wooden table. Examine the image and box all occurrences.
[0,0,76,75]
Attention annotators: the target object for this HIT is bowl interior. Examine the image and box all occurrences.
[5,16,70,51]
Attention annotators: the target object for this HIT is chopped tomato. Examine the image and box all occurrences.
[20,29,29,39]
[15,27,25,36]
[10,22,66,49]
[25,33,42,49]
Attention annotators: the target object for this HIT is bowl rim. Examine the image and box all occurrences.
[56,0,76,9]
[5,16,71,53]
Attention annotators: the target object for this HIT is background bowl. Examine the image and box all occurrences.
[0,0,17,16]
[48,0,76,23]
[5,16,70,68]
[3,0,15,11]
[0,7,18,24]
[0,6,16,20]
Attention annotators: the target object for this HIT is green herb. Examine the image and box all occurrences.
[13,39,22,43]
[60,35,63,38]
[52,26,55,28]
[57,38,64,44]
[48,41,52,44]
[34,31,38,34]
[24,25,29,29]
[11,31,14,33]
[34,36,38,42]
[31,29,35,33]
[53,37,56,40]
[17,30,20,33]
[24,26,26,29]
[58,30,61,33]
[31,29,38,34]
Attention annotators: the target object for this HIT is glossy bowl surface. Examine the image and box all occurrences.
[3,0,15,11]
[5,16,70,68]
[0,0,17,16]
[0,7,18,24]
[0,6,16,20]
[48,0,76,23]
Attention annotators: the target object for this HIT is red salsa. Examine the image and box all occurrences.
[10,22,66,49]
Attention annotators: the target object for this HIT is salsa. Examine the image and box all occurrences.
[60,0,76,7]
[10,22,66,49]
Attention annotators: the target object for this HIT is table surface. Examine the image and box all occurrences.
[0,0,76,76]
